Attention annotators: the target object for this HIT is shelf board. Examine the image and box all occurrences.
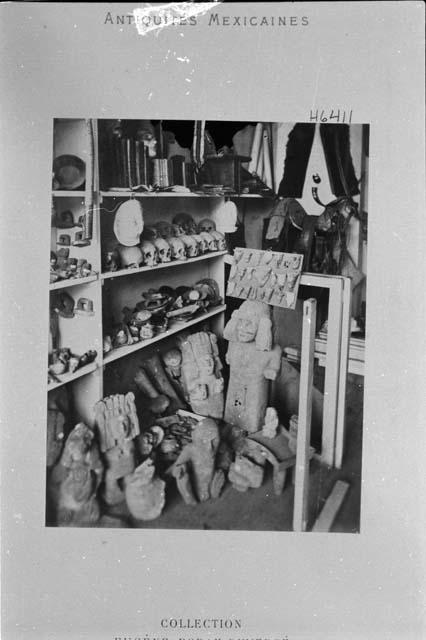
[101,251,228,281]
[47,361,98,391]
[100,190,274,199]
[103,305,226,365]
[101,190,208,198]
[52,191,86,198]
[49,275,98,290]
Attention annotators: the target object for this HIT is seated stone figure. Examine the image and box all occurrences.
[48,422,104,527]
[180,331,225,420]
[223,300,282,434]
[169,418,225,504]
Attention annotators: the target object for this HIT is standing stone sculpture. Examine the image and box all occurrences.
[180,331,225,419]
[223,300,282,433]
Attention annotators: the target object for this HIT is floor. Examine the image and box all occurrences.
[103,372,364,533]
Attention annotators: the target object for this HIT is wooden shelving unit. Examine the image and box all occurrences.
[48,118,230,427]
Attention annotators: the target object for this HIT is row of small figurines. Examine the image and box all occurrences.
[48,347,97,383]
[104,214,227,271]
[103,279,222,352]
[50,250,97,284]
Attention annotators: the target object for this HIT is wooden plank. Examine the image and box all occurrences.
[312,480,350,532]
[335,277,352,469]
[293,298,317,532]
[321,278,343,467]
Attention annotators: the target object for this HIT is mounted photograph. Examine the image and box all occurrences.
[46,118,369,533]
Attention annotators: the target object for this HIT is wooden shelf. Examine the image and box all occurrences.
[47,361,98,391]
[100,190,274,199]
[49,275,98,290]
[103,305,226,365]
[101,251,228,281]
[52,191,86,198]
[101,190,209,198]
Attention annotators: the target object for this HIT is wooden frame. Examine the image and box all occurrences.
[297,274,351,468]
[293,298,317,532]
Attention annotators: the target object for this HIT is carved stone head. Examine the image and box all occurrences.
[192,418,220,451]
[116,244,143,268]
[210,230,227,251]
[140,240,158,267]
[61,423,94,465]
[142,226,158,241]
[153,237,172,263]
[167,237,186,261]
[223,300,273,351]
[180,234,199,258]
[171,223,185,237]
[172,212,197,235]
[198,218,216,234]
[155,220,173,239]
[192,234,206,254]
[199,231,217,252]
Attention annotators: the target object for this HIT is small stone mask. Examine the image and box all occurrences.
[210,230,227,251]
[180,234,198,258]
[198,218,216,234]
[167,237,186,261]
[153,237,172,263]
[200,231,217,252]
[140,240,158,267]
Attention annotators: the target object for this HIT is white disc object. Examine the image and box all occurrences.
[214,200,238,233]
[113,199,144,246]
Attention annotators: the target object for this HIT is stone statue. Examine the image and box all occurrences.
[180,331,225,419]
[223,300,282,433]
[124,458,166,521]
[94,393,140,505]
[48,423,104,527]
[169,418,225,504]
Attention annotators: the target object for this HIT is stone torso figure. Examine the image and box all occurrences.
[170,418,225,503]
[49,422,104,526]
[224,301,282,433]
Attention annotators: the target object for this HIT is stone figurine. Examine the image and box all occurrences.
[94,393,140,505]
[180,331,225,420]
[48,423,104,527]
[169,418,225,504]
[124,458,166,521]
[142,352,186,412]
[223,300,282,433]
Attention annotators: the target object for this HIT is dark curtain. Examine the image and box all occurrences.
[278,123,359,198]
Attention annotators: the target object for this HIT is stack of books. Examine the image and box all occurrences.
[109,138,150,189]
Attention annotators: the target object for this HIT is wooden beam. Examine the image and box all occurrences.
[335,277,352,469]
[293,298,316,532]
[312,480,350,532]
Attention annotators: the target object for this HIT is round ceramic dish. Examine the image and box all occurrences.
[53,155,86,190]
